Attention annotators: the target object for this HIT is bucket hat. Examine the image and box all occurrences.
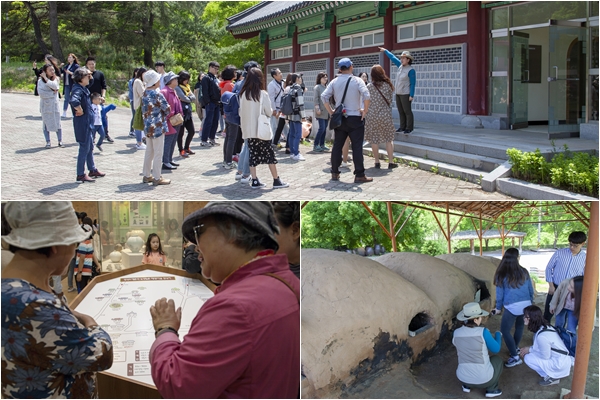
[162,71,178,86]
[400,51,414,60]
[182,201,280,251]
[1,201,91,250]
[457,302,489,321]
[143,69,161,87]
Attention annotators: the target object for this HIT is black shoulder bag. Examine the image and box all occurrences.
[328,77,353,130]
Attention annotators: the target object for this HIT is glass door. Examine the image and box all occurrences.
[548,21,587,136]
[510,31,529,129]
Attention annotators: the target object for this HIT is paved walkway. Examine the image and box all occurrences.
[1,92,513,200]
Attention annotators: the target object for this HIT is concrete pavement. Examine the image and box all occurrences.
[1,92,513,200]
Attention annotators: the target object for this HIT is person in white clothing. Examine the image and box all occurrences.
[520,305,572,386]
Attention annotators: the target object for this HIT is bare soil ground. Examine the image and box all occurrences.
[342,294,599,399]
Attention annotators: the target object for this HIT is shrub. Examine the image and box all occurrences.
[507,147,598,197]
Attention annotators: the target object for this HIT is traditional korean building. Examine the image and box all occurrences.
[227,1,598,137]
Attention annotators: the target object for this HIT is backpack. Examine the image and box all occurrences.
[279,88,297,116]
[221,91,240,126]
[539,325,577,357]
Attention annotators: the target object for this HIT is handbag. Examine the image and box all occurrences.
[257,94,273,141]
[133,105,144,130]
[169,112,184,126]
[328,77,353,130]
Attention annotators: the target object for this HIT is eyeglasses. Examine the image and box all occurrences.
[569,242,583,248]
[193,224,207,245]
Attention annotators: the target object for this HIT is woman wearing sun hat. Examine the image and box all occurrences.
[452,302,504,398]
[148,201,299,398]
[379,47,416,134]
[1,201,113,398]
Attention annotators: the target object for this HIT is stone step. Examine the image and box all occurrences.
[363,146,488,185]
[386,141,506,172]
[393,131,511,160]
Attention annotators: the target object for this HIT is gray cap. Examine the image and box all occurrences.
[182,201,280,250]
[162,71,178,86]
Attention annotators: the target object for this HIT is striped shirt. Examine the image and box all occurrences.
[545,247,586,285]
[76,239,94,276]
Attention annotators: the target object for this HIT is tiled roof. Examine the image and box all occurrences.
[227,1,316,30]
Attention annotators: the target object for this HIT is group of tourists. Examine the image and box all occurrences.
[452,231,587,397]
[33,48,419,186]
[1,200,300,398]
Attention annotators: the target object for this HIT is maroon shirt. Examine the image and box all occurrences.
[150,253,300,398]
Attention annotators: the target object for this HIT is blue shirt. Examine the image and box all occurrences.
[1,279,113,398]
[545,247,586,285]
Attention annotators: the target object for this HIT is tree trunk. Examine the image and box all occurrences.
[48,2,64,61]
[25,1,50,56]
[142,4,154,67]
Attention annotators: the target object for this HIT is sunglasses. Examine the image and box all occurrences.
[193,224,207,245]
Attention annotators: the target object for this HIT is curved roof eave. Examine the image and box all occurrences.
[226,1,317,33]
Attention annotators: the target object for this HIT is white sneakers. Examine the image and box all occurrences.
[341,161,350,168]
[290,154,306,161]
[136,143,147,150]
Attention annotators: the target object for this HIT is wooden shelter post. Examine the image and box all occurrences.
[446,203,452,254]
[501,216,505,255]
[567,201,599,398]
[479,212,483,256]
[386,201,398,252]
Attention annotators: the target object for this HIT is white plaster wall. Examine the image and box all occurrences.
[301,249,439,398]
[376,252,479,322]
[436,253,498,306]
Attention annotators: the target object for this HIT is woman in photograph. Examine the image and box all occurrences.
[452,302,503,398]
[520,305,572,386]
[38,64,63,148]
[1,201,113,398]
[364,65,398,169]
[61,53,80,117]
[313,72,330,152]
[491,247,534,368]
[239,67,289,189]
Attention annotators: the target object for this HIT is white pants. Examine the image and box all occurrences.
[524,353,571,379]
[143,134,165,180]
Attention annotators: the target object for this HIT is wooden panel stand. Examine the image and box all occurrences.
[71,264,216,399]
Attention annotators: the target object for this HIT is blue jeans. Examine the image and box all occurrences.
[238,139,251,176]
[93,125,106,147]
[77,134,96,176]
[163,134,178,165]
[315,118,328,147]
[219,113,225,131]
[201,103,220,142]
[43,124,62,143]
[555,309,579,332]
[500,309,525,357]
[288,121,301,156]
[63,85,72,112]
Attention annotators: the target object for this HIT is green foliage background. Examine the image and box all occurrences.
[301,202,589,255]
[1,1,261,79]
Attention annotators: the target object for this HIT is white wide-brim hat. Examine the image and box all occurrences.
[143,69,161,87]
[2,201,91,250]
[457,302,489,321]
[400,51,414,60]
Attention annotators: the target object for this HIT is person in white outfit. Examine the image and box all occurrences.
[520,305,572,386]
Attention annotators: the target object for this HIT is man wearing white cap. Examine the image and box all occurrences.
[321,57,373,183]
[1,201,113,398]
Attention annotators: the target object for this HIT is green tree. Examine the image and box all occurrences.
[301,202,428,252]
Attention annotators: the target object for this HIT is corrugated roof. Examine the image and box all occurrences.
[227,1,315,30]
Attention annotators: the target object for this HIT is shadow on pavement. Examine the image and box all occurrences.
[15,115,43,121]
[16,147,53,154]
[205,183,265,199]
[116,183,157,193]
[38,182,81,195]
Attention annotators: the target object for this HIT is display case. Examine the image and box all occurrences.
[70,264,216,399]
[97,202,184,268]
